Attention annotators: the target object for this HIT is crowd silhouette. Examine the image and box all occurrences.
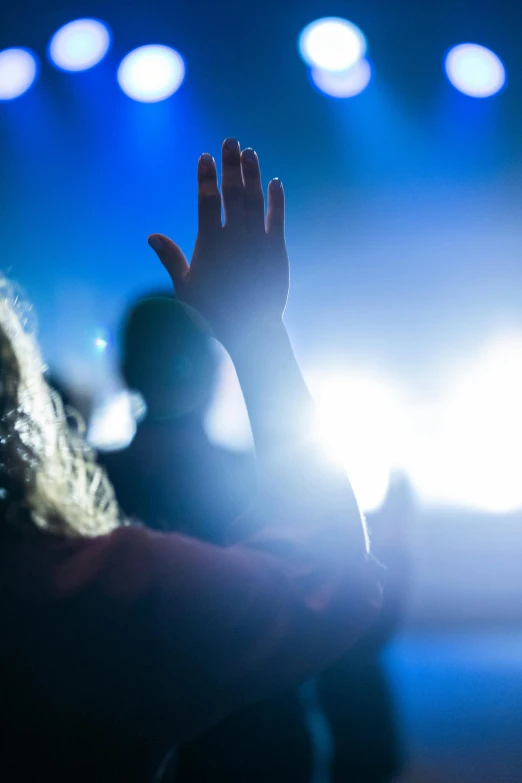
[0,138,414,782]
[99,291,413,783]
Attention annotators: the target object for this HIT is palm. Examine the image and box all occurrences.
[149,139,289,342]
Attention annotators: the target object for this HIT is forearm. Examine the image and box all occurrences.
[226,321,369,552]
[151,137,368,551]
[129,527,381,736]
[226,320,313,457]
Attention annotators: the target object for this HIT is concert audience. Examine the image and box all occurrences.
[0,139,382,781]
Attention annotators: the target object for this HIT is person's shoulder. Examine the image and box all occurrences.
[0,525,157,607]
[55,525,158,599]
[77,525,214,582]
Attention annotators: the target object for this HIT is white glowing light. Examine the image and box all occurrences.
[0,48,38,101]
[88,391,136,451]
[409,335,522,514]
[311,58,371,97]
[49,19,111,72]
[117,45,185,103]
[94,337,108,351]
[445,43,506,98]
[299,17,367,73]
[309,373,408,513]
[205,345,253,452]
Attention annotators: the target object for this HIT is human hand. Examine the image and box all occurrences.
[148,138,289,346]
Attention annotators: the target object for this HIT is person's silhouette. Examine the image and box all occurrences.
[102,293,255,543]
[102,293,314,782]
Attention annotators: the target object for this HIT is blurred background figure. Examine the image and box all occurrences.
[101,292,255,541]
[319,474,415,783]
[101,292,314,783]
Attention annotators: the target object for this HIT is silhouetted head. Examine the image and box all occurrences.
[121,293,218,422]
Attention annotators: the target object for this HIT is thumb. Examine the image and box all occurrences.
[148,234,189,289]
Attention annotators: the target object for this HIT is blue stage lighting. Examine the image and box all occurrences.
[445,43,506,98]
[299,17,367,72]
[117,45,185,103]
[0,48,38,100]
[311,59,372,98]
[49,19,111,72]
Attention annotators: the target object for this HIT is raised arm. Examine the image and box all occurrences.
[139,138,384,736]
[17,141,385,755]
[148,139,368,551]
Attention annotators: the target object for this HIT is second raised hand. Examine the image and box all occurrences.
[148,138,290,346]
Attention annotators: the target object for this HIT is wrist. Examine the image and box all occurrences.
[225,317,314,456]
[220,317,288,363]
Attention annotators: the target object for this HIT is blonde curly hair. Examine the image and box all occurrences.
[0,277,121,537]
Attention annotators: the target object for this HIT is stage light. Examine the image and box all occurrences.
[0,48,38,101]
[117,45,185,103]
[49,18,111,72]
[311,58,371,98]
[93,328,110,353]
[445,43,506,98]
[409,336,522,513]
[309,373,408,513]
[205,345,253,452]
[94,337,108,352]
[88,391,136,451]
[299,17,367,72]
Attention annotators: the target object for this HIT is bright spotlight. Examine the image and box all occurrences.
[117,45,185,103]
[311,58,371,98]
[93,328,110,353]
[409,335,522,513]
[0,48,38,101]
[49,18,111,72]
[308,373,408,513]
[445,43,506,98]
[205,344,253,452]
[94,337,108,352]
[299,17,367,72]
[88,392,136,451]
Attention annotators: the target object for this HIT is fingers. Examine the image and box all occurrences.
[198,153,222,234]
[241,148,265,234]
[266,179,286,251]
[148,234,189,291]
[221,138,245,226]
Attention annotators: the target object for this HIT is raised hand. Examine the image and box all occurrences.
[149,137,368,557]
[148,138,289,346]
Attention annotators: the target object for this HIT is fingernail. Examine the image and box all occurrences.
[242,148,257,163]
[271,178,283,190]
[200,153,213,166]
[224,137,239,152]
[148,236,163,251]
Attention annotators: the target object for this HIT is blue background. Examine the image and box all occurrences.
[2,0,522,395]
